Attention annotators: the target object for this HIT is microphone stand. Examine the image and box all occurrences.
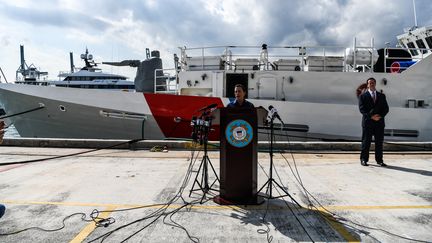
[189,114,220,203]
[256,114,301,207]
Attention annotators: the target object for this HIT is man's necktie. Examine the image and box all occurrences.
[372,92,376,103]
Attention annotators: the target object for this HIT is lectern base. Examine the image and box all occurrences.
[213,195,265,205]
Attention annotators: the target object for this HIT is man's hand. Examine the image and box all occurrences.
[371,114,381,121]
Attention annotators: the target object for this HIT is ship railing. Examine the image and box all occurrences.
[384,47,431,73]
[154,68,178,94]
[58,71,72,79]
[178,45,366,72]
[14,74,50,85]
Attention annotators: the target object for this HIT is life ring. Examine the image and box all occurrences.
[390,62,400,73]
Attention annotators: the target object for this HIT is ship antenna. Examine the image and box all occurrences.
[412,0,418,28]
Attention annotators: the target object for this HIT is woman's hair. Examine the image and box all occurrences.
[356,83,367,97]
[234,84,246,92]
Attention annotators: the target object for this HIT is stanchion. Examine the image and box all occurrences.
[189,114,220,203]
[256,114,301,207]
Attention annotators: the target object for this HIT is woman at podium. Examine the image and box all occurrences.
[227,84,255,108]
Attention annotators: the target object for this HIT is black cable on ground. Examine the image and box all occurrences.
[0,139,143,167]
[281,130,312,206]
[2,108,428,241]
[272,186,315,243]
[0,116,203,241]
[0,141,204,242]
[271,163,329,241]
[256,198,273,243]
[0,213,91,236]
[0,208,124,236]
[0,106,45,120]
[278,131,430,242]
[87,141,206,242]
[256,126,274,243]
[255,127,315,242]
[257,148,317,241]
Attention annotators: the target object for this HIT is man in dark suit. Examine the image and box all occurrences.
[359,77,389,166]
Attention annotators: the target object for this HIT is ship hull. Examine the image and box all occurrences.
[1,83,430,141]
[0,84,164,139]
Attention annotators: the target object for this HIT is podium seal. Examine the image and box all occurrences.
[225,119,253,148]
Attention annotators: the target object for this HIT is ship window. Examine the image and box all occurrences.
[384,129,418,137]
[406,42,419,56]
[415,39,428,54]
[425,36,432,49]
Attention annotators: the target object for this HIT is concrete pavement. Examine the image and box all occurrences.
[0,146,431,242]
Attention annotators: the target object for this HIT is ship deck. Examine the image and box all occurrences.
[0,146,431,242]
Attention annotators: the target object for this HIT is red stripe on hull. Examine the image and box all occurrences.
[144,93,223,140]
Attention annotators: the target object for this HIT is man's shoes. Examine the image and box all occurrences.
[377,161,387,167]
[360,160,368,166]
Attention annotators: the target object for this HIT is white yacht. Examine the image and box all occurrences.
[15,46,135,91]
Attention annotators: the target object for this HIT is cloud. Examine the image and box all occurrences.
[0,0,431,83]
[3,0,430,48]
[93,0,430,48]
[1,36,11,46]
[0,3,110,32]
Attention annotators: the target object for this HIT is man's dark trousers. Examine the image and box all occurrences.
[361,122,384,162]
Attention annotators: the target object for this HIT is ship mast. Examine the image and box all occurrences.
[412,0,418,28]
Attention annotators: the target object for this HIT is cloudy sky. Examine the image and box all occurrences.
[0,0,431,82]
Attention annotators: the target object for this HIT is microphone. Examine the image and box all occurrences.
[268,105,284,125]
[197,103,218,112]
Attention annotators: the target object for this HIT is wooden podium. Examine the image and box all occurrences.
[214,107,267,205]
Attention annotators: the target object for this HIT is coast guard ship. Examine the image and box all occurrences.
[0,26,431,141]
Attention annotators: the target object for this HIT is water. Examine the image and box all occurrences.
[4,124,20,138]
